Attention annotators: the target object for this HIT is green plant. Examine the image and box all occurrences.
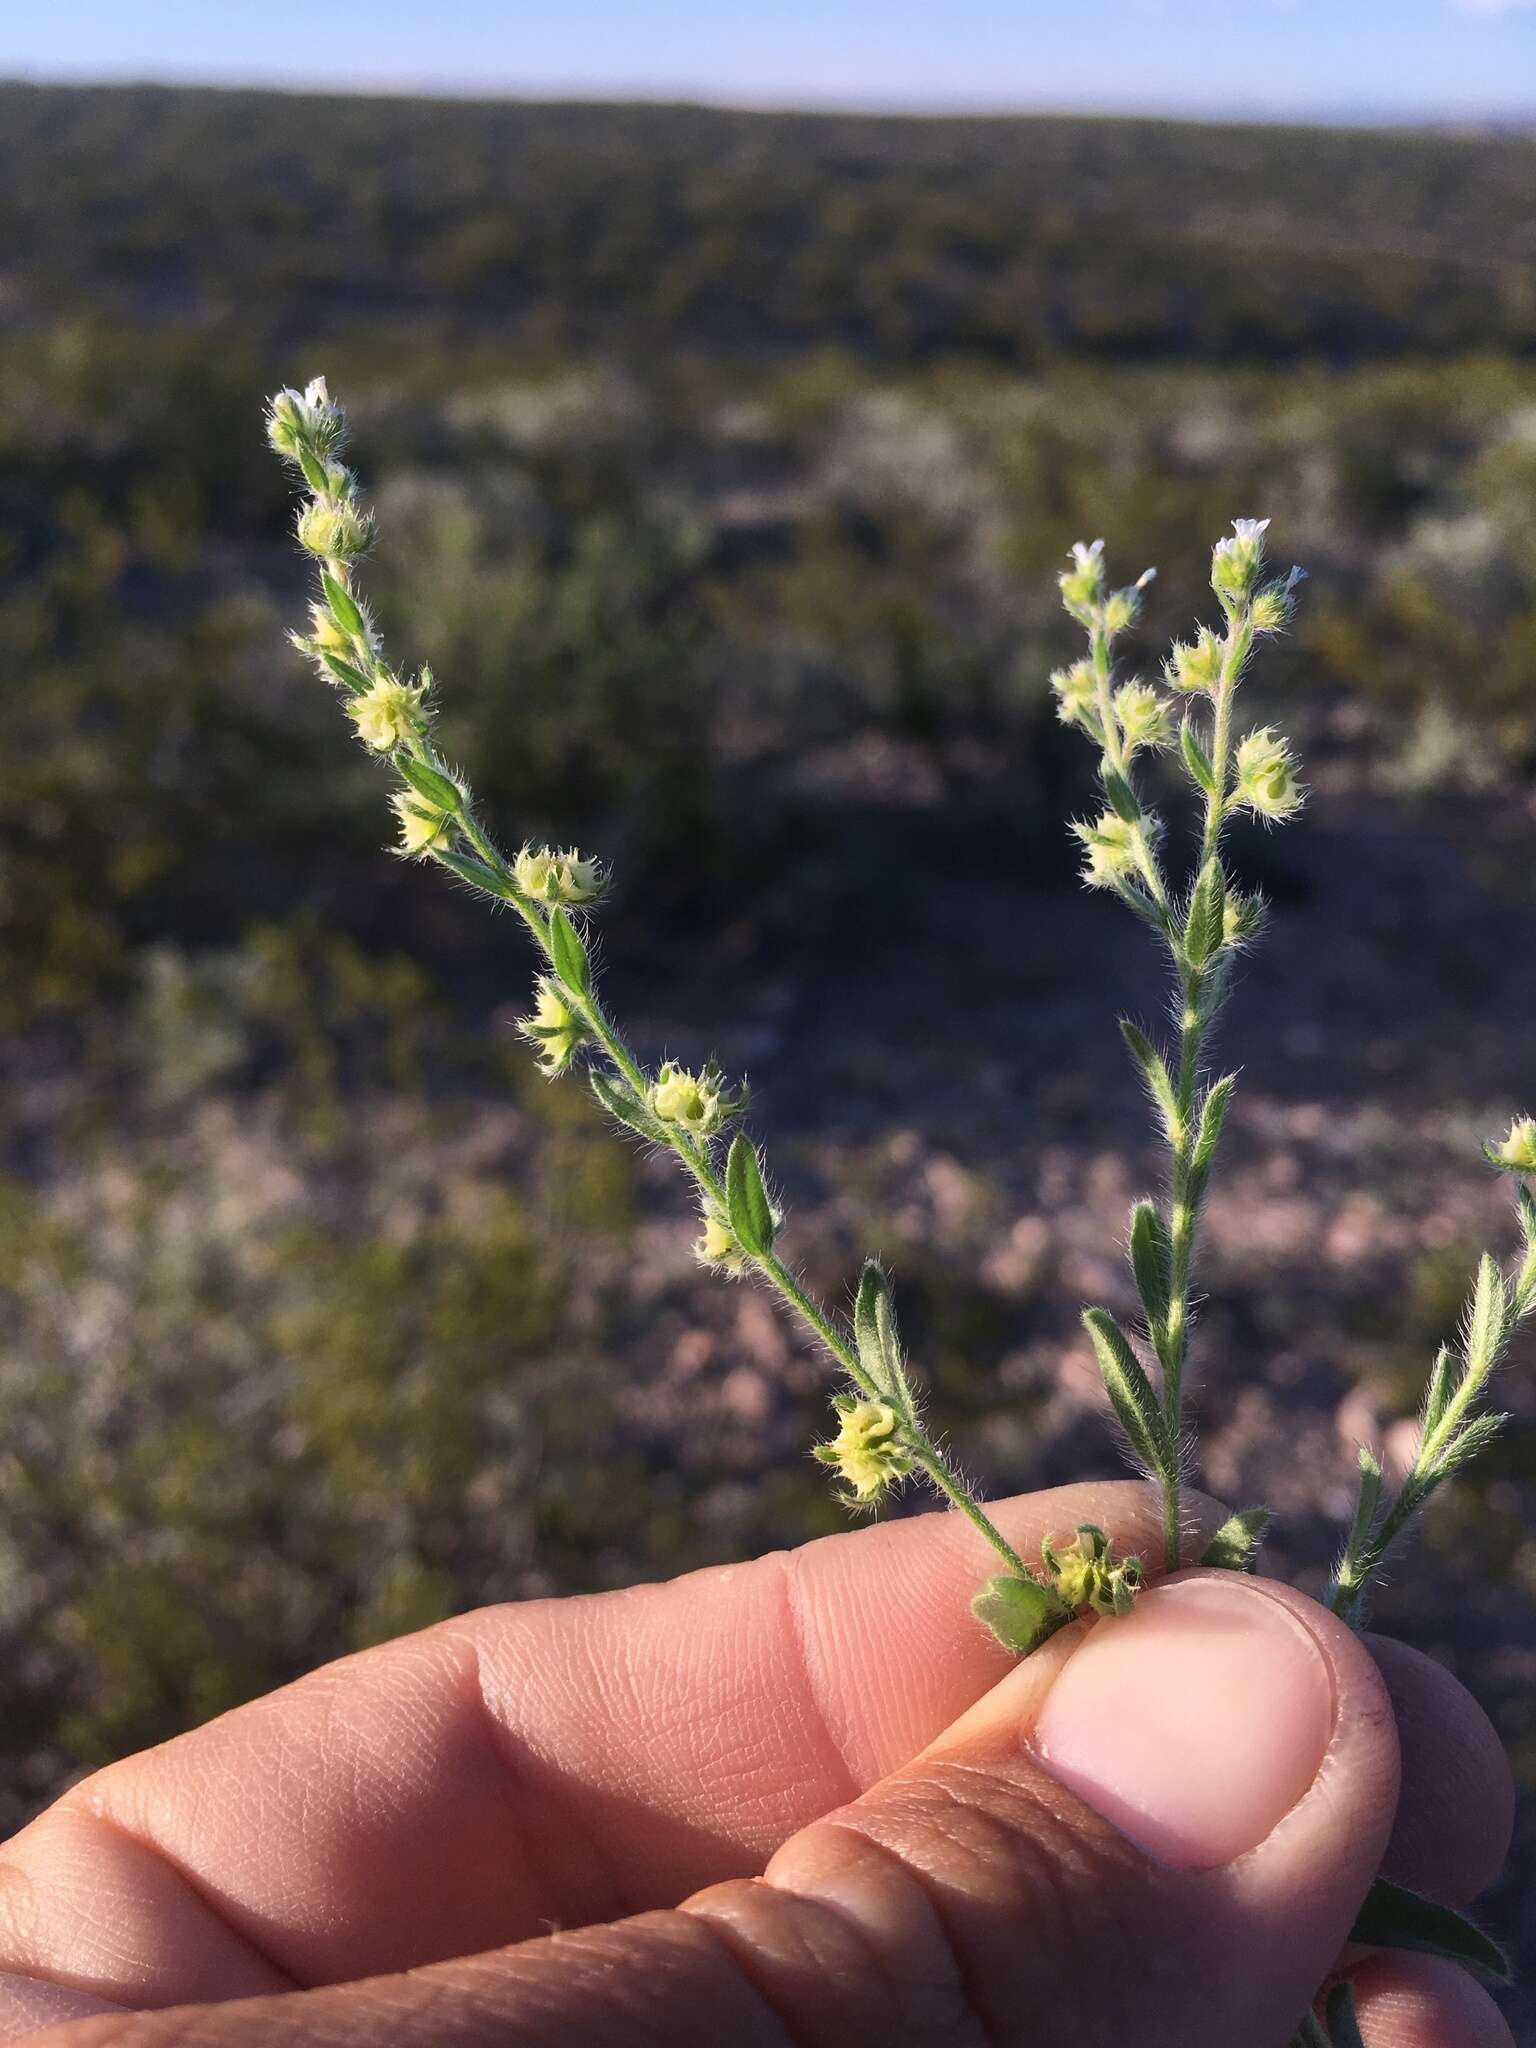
[267,380,1533,2044]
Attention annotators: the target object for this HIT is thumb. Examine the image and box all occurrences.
[30,1573,1399,2048]
[689,1570,1397,2048]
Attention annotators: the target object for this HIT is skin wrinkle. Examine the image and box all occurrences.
[440,1626,599,1937]
[694,1874,987,2048]
[667,1906,822,2048]
[823,1758,1165,2045]
[776,1551,864,1817]
[788,1819,1008,2048]
[60,1812,296,1999]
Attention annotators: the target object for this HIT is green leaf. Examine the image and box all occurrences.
[1192,1075,1235,1179]
[1349,1877,1510,1985]
[1199,1506,1271,1572]
[432,847,507,895]
[1102,768,1141,823]
[321,569,366,639]
[1433,1410,1508,1479]
[1180,719,1217,795]
[396,754,461,813]
[1128,1199,1172,1329]
[1119,1019,1180,1141]
[547,907,592,997]
[1082,1308,1170,1477]
[1323,1984,1365,2048]
[1420,1344,1455,1438]
[1517,1181,1536,1248]
[855,1261,916,1413]
[590,1069,664,1142]
[971,1574,1061,1657]
[1184,857,1226,968]
[1344,1445,1382,1562]
[725,1133,775,1258]
[317,649,373,696]
[297,445,330,496]
[1464,1252,1508,1371]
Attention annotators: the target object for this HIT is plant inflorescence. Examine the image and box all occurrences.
[267,382,1531,2039]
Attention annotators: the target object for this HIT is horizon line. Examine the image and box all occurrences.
[5,68,1535,132]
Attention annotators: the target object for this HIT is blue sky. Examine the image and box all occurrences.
[4,0,1535,120]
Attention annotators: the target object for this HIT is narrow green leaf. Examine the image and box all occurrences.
[971,1574,1061,1657]
[1517,1181,1536,1248]
[1199,1506,1271,1572]
[1102,768,1141,824]
[1180,719,1217,795]
[317,649,373,695]
[1433,1410,1508,1480]
[396,754,461,813]
[547,907,592,997]
[321,569,366,638]
[1128,1199,1172,1328]
[297,445,330,496]
[1349,1877,1510,1985]
[1464,1252,1508,1371]
[725,1133,775,1258]
[590,1069,664,1142]
[1184,857,1226,968]
[1323,1984,1365,2048]
[1119,1020,1180,1140]
[1192,1075,1235,1178]
[854,1260,916,1412]
[432,847,507,895]
[1344,1445,1382,1562]
[1420,1344,1455,1438]
[1082,1308,1170,1477]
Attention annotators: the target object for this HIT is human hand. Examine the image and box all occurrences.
[0,1481,1514,2047]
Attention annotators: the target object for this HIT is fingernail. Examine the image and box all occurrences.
[1029,1576,1335,1871]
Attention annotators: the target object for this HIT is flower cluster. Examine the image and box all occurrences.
[650,1060,746,1138]
[812,1396,914,1504]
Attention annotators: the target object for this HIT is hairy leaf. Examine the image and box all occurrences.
[1128,1199,1173,1329]
[322,569,366,638]
[547,907,592,996]
[1200,1506,1271,1572]
[971,1574,1060,1657]
[1082,1308,1170,1477]
[1184,857,1226,968]
[855,1260,916,1413]
[725,1134,775,1258]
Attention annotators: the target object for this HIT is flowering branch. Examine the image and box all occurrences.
[266,378,1050,1601]
[1054,523,1304,1571]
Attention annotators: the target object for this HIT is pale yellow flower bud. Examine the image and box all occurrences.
[1071,810,1139,888]
[518,976,587,1077]
[389,789,455,856]
[345,676,426,753]
[1050,659,1097,728]
[1163,626,1225,694]
[694,1210,748,1275]
[1487,1117,1536,1174]
[513,845,605,906]
[650,1060,744,1138]
[1113,681,1171,757]
[296,496,374,561]
[812,1396,913,1504]
[1232,727,1303,821]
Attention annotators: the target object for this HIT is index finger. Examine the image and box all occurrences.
[0,1482,1202,2012]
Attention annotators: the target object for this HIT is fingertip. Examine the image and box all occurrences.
[1367,1634,1515,1908]
[1340,1955,1515,2048]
